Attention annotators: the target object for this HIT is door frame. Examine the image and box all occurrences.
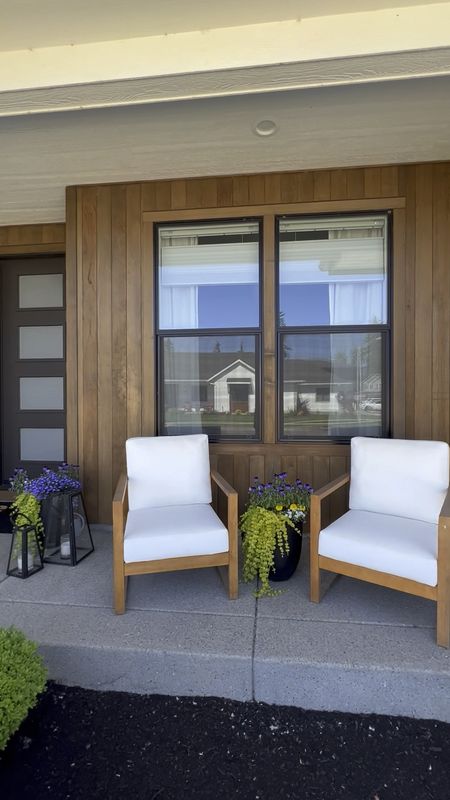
[0,226,66,486]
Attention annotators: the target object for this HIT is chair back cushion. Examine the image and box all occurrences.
[349,437,449,523]
[126,434,212,510]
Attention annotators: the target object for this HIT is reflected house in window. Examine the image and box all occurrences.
[208,358,255,414]
[283,358,356,415]
[362,373,382,395]
[163,347,256,438]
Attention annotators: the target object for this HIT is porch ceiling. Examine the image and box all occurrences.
[1,75,450,226]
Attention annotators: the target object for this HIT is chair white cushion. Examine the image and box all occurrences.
[124,503,228,563]
[349,437,449,524]
[126,434,212,511]
[318,509,437,586]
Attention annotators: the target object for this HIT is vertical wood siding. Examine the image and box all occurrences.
[63,164,450,523]
[0,223,65,254]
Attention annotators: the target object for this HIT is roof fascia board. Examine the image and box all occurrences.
[1,5,450,115]
[1,46,450,118]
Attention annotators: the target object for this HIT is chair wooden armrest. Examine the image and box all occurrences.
[112,472,128,614]
[210,469,238,556]
[311,473,350,503]
[439,485,450,525]
[211,469,237,499]
[210,470,238,599]
[310,472,349,603]
[310,473,349,569]
[113,472,128,540]
[437,486,450,647]
[438,485,450,580]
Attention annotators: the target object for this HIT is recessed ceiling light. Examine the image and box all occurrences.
[253,119,278,137]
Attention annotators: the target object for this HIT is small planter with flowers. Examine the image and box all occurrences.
[7,464,94,577]
[239,472,313,598]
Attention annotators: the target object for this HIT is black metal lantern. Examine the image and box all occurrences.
[7,523,44,578]
[42,490,94,566]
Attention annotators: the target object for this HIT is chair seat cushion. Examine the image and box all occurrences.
[318,510,437,586]
[124,503,229,564]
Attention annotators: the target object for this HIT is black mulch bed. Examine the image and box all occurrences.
[1,684,449,800]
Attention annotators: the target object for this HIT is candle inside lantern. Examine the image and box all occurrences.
[60,538,71,558]
[17,553,34,572]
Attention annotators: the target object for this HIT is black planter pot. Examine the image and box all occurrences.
[270,521,303,582]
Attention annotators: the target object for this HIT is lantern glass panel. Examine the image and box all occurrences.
[42,491,94,565]
[7,525,44,578]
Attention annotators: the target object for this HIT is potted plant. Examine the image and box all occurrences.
[8,464,93,568]
[7,469,45,577]
[240,472,313,598]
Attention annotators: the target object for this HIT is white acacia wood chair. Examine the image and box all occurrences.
[112,434,238,613]
[310,437,450,647]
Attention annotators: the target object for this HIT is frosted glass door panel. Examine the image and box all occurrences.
[19,274,63,308]
[20,428,64,461]
[19,326,63,359]
[20,377,64,410]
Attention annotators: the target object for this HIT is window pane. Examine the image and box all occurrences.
[161,335,258,439]
[279,215,387,326]
[281,332,384,439]
[20,377,64,410]
[158,221,260,329]
[19,326,64,359]
[19,274,63,308]
[20,428,64,461]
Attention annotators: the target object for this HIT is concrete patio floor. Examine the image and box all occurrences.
[0,527,449,723]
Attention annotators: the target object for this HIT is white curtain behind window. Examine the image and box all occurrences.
[159,222,259,330]
[328,281,384,325]
[159,286,198,329]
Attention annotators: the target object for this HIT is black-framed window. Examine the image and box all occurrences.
[277,213,390,441]
[156,219,261,440]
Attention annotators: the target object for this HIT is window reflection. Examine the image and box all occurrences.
[281,333,383,438]
[162,336,258,439]
[158,221,260,329]
[279,215,387,326]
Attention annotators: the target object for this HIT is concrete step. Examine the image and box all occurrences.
[0,528,449,722]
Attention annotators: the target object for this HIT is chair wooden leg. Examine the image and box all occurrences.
[310,547,321,603]
[437,586,450,648]
[113,566,127,614]
[228,553,238,600]
[309,496,322,603]
[437,517,450,648]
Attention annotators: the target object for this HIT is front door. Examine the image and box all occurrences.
[229,382,249,413]
[0,257,66,483]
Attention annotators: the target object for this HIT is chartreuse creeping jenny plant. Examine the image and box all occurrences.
[239,473,313,598]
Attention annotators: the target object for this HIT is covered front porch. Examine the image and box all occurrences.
[1,527,448,723]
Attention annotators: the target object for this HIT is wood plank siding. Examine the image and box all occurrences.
[31,165,450,522]
[0,224,65,256]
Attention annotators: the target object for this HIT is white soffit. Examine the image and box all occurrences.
[1,4,450,116]
[1,76,450,226]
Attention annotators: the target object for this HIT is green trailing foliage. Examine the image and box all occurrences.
[10,492,44,535]
[240,506,296,598]
[240,472,312,598]
[10,492,45,557]
[0,627,47,751]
